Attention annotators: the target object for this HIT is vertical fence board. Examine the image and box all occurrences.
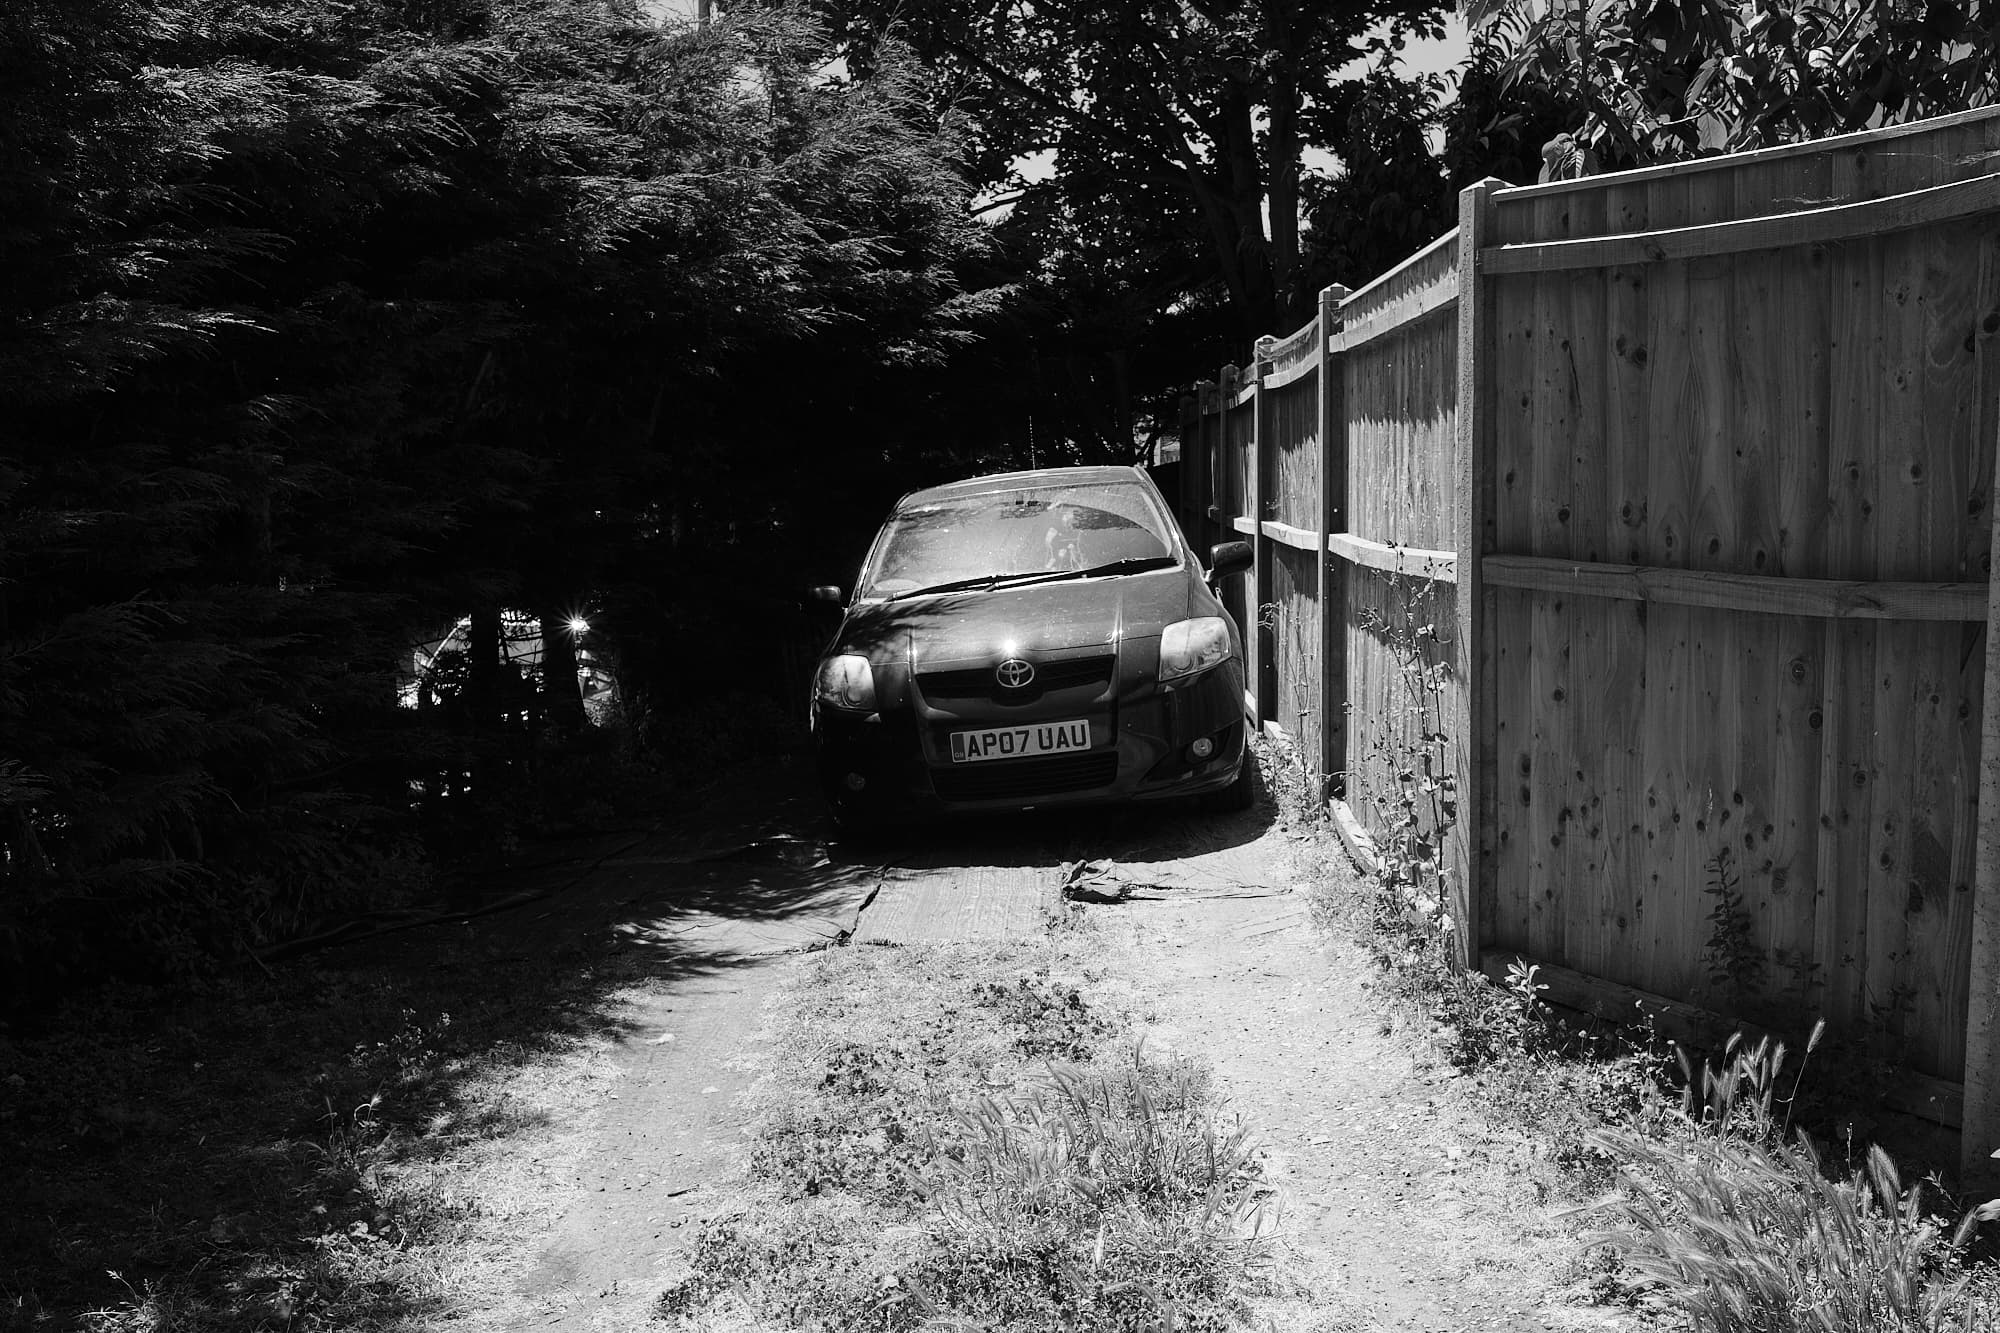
[1819,619,1878,1028]
[1971,396,2000,1184]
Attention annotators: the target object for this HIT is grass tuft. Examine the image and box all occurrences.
[666,939,1272,1332]
[1580,1126,1999,1333]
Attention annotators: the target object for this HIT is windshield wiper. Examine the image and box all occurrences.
[1021,555,1178,586]
[885,555,1176,602]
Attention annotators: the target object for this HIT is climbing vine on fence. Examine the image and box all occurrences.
[1347,567,1461,942]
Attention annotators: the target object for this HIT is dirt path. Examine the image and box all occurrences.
[1099,830,1628,1331]
[503,964,784,1330]
[454,763,1629,1332]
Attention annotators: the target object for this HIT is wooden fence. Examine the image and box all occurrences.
[1178,105,2000,1179]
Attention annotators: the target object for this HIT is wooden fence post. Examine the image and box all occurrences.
[1452,180,1501,975]
[1318,285,1351,804]
[1252,338,1277,727]
[1965,411,2000,1187]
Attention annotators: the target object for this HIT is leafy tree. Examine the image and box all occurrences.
[1467,0,2000,171]
[1442,23,1579,187]
[1304,69,1456,289]
[804,0,1451,340]
[0,0,997,998]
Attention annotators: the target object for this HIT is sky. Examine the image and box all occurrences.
[1402,14,1476,83]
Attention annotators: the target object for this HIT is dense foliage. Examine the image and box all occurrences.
[1468,0,2000,172]
[0,0,998,999]
[779,0,1475,463]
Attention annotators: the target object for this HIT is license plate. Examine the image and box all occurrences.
[950,719,1090,764]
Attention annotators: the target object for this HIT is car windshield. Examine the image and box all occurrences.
[860,480,1179,600]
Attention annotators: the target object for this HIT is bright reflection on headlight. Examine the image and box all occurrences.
[1159,617,1231,686]
[814,653,876,713]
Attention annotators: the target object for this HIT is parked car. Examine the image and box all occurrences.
[807,465,1255,835]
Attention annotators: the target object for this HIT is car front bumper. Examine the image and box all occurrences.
[813,658,1246,824]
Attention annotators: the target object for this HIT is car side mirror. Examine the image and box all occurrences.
[805,585,845,620]
[1207,541,1253,581]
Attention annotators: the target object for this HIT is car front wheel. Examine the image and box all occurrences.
[1198,750,1257,813]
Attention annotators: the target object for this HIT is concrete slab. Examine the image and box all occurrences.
[849,861,1054,945]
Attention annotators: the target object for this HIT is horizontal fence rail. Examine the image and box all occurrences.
[1175,104,2000,1186]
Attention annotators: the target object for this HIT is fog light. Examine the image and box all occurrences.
[843,772,867,792]
[1189,737,1215,761]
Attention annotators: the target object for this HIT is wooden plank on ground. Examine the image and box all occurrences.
[1330,798,1380,878]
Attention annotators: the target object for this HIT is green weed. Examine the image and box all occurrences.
[1580,1128,2000,1333]
[897,1056,1268,1331]
[671,942,1270,1332]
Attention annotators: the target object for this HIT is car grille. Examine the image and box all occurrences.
[931,751,1119,802]
[917,654,1115,704]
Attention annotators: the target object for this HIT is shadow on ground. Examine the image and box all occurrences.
[0,751,1278,1331]
[0,758,871,1332]
[834,747,1281,874]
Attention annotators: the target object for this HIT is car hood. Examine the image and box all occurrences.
[837,568,1194,666]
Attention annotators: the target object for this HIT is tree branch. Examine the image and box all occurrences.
[935,33,1190,177]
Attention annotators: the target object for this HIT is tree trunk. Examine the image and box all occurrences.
[467,605,501,733]
[1218,86,1278,337]
[1266,69,1304,329]
[1108,347,1135,461]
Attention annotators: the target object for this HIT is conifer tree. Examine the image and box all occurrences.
[0,0,998,996]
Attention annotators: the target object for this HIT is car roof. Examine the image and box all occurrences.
[894,465,1152,511]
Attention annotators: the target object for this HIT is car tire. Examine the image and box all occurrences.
[1199,750,1257,814]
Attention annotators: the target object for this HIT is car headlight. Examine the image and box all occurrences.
[1159,617,1232,686]
[814,653,876,713]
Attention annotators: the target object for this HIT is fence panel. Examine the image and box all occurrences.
[1265,319,1323,532]
[1477,116,2000,1090]
[1331,233,1462,860]
[1184,104,2000,1176]
[1258,316,1327,757]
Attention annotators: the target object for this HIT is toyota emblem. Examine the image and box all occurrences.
[995,658,1036,689]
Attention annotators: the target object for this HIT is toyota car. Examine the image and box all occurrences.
[807,465,1254,835]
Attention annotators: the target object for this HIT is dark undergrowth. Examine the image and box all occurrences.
[1,932,639,1331]
[0,724,808,1333]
